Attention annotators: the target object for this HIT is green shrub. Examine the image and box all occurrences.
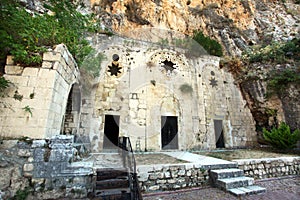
[192,31,223,57]
[0,0,96,67]
[266,69,300,97]
[242,39,300,63]
[263,122,300,150]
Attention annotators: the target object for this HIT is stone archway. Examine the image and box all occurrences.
[63,83,82,137]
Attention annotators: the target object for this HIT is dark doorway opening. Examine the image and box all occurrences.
[103,115,120,149]
[214,120,225,148]
[161,116,178,150]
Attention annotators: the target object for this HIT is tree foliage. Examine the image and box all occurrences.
[0,0,96,67]
[263,122,300,149]
[266,69,300,97]
[242,39,300,64]
[192,31,223,57]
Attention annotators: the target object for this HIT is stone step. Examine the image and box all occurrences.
[210,168,244,184]
[96,168,128,181]
[95,188,131,199]
[92,153,124,168]
[228,185,266,196]
[96,178,129,190]
[216,176,254,190]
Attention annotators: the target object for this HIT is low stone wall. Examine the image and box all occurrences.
[137,156,300,192]
[234,157,300,179]
[137,163,210,192]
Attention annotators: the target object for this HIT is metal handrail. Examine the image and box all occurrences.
[118,136,142,200]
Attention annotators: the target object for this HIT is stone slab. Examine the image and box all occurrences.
[217,176,254,190]
[210,168,244,180]
[162,151,238,169]
[228,188,246,196]
[229,185,266,196]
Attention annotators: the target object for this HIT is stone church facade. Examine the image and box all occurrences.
[0,37,257,151]
[77,36,257,152]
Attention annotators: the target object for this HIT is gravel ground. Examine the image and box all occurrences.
[195,148,300,161]
[135,153,187,165]
[142,176,300,200]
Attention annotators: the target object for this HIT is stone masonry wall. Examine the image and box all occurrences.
[0,44,79,139]
[137,157,300,192]
[234,157,300,179]
[137,163,210,192]
[0,136,93,200]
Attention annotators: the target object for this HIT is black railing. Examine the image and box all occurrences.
[119,136,143,200]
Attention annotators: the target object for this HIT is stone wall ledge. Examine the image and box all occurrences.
[233,156,300,164]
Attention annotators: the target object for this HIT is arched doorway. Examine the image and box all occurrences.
[63,83,81,136]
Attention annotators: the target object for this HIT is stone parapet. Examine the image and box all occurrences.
[137,156,300,192]
[234,157,300,179]
[137,163,210,192]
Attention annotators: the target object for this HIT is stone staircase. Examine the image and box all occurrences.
[95,168,133,199]
[210,168,266,196]
[92,137,142,199]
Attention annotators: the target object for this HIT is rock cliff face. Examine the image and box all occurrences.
[10,0,300,138]
[90,0,300,56]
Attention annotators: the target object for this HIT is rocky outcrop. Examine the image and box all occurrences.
[90,0,300,56]
[17,0,299,57]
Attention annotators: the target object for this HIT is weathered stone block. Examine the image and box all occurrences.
[23,163,34,172]
[178,169,186,176]
[148,185,160,191]
[32,140,46,148]
[5,65,24,75]
[33,148,46,162]
[42,61,53,69]
[167,179,176,184]
[173,184,181,189]
[23,172,33,178]
[43,52,62,62]
[6,55,14,65]
[156,179,167,184]
[17,149,32,157]
[164,171,171,178]
[22,68,39,76]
